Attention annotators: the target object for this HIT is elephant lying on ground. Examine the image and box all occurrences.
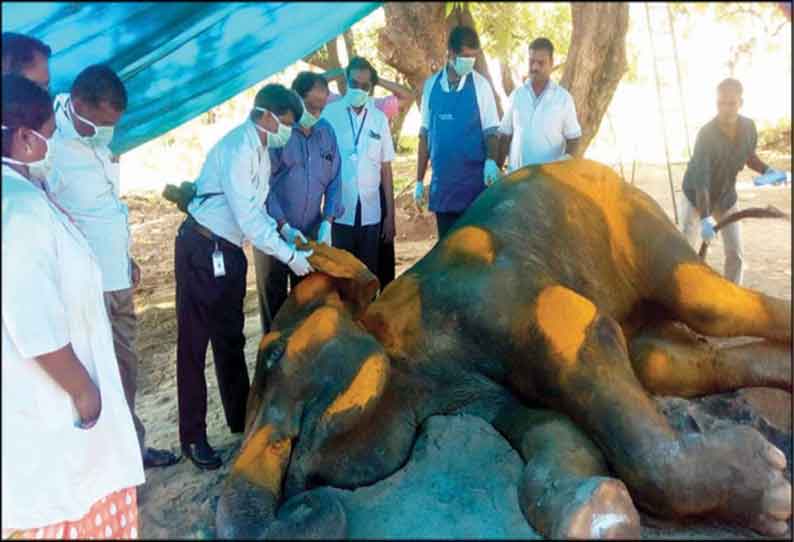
[217,158,792,539]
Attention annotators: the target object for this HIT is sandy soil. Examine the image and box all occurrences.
[125,155,792,539]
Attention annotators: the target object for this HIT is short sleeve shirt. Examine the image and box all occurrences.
[498,80,581,170]
[321,98,396,227]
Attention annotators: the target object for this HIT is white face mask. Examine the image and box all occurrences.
[299,99,320,129]
[451,55,476,77]
[70,100,115,148]
[1,125,53,182]
[254,107,293,148]
[345,87,369,108]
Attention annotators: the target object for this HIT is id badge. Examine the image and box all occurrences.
[212,242,226,277]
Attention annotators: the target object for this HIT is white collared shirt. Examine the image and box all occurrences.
[498,80,582,171]
[47,94,132,292]
[321,98,395,227]
[188,120,293,263]
[2,165,144,530]
[419,67,500,136]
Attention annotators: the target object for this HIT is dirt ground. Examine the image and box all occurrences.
[126,154,792,539]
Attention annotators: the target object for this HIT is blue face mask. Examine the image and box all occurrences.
[253,107,292,148]
[345,87,369,108]
[451,56,476,77]
[298,99,320,129]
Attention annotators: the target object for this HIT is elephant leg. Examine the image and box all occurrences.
[528,285,791,536]
[628,321,792,397]
[657,261,790,343]
[491,404,640,539]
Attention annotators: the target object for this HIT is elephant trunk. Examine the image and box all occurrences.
[216,427,292,539]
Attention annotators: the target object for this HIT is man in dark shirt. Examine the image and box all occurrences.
[681,78,782,285]
[253,72,343,334]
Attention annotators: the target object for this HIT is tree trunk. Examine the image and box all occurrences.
[304,37,346,94]
[560,3,630,157]
[343,29,357,61]
[500,58,516,98]
[378,2,449,109]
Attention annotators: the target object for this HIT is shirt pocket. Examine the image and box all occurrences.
[365,131,383,163]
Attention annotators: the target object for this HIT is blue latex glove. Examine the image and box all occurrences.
[753,168,788,187]
[414,181,426,208]
[701,216,717,242]
[279,223,308,245]
[484,159,502,186]
[317,220,332,246]
[287,249,314,276]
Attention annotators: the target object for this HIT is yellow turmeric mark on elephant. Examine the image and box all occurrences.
[640,349,673,385]
[322,353,388,420]
[285,306,340,365]
[232,424,291,493]
[361,275,423,360]
[442,226,496,265]
[672,263,769,333]
[535,286,596,366]
[258,331,281,352]
[540,159,637,268]
[293,273,335,306]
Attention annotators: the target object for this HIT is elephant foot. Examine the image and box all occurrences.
[518,473,640,539]
[708,426,791,536]
[558,478,641,539]
[654,425,791,536]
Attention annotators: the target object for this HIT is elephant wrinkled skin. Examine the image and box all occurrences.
[217,158,792,539]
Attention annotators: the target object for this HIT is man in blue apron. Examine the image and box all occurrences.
[414,25,501,238]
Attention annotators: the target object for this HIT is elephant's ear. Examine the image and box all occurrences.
[297,240,380,319]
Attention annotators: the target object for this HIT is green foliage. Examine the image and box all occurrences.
[757,116,792,153]
[469,2,572,74]
[397,134,419,155]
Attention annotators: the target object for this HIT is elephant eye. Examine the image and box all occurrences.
[265,341,286,369]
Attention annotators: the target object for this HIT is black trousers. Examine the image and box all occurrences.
[333,201,381,276]
[435,211,463,239]
[254,249,303,335]
[174,220,250,446]
[377,185,396,289]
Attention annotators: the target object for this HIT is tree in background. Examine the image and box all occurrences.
[377,2,629,156]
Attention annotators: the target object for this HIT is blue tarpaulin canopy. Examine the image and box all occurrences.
[2,2,381,154]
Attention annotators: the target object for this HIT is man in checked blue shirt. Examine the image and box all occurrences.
[254,72,344,334]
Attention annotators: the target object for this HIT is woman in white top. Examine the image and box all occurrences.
[2,75,144,539]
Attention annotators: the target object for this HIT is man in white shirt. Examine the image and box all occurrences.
[175,83,313,470]
[47,65,178,469]
[413,26,501,238]
[322,57,396,275]
[497,37,582,171]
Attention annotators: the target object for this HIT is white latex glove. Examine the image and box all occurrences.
[287,249,314,276]
[279,223,308,245]
[483,159,501,186]
[317,220,332,246]
[413,181,426,208]
[700,216,717,242]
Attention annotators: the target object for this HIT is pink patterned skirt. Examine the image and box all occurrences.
[3,486,138,540]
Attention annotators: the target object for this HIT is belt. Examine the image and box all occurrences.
[184,216,238,250]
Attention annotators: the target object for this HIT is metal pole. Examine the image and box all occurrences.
[645,2,679,224]
[606,111,626,181]
[667,3,692,159]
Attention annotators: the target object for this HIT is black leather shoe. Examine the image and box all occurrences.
[143,447,179,469]
[182,440,222,470]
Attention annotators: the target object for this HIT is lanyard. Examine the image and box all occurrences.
[347,107,368,149]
